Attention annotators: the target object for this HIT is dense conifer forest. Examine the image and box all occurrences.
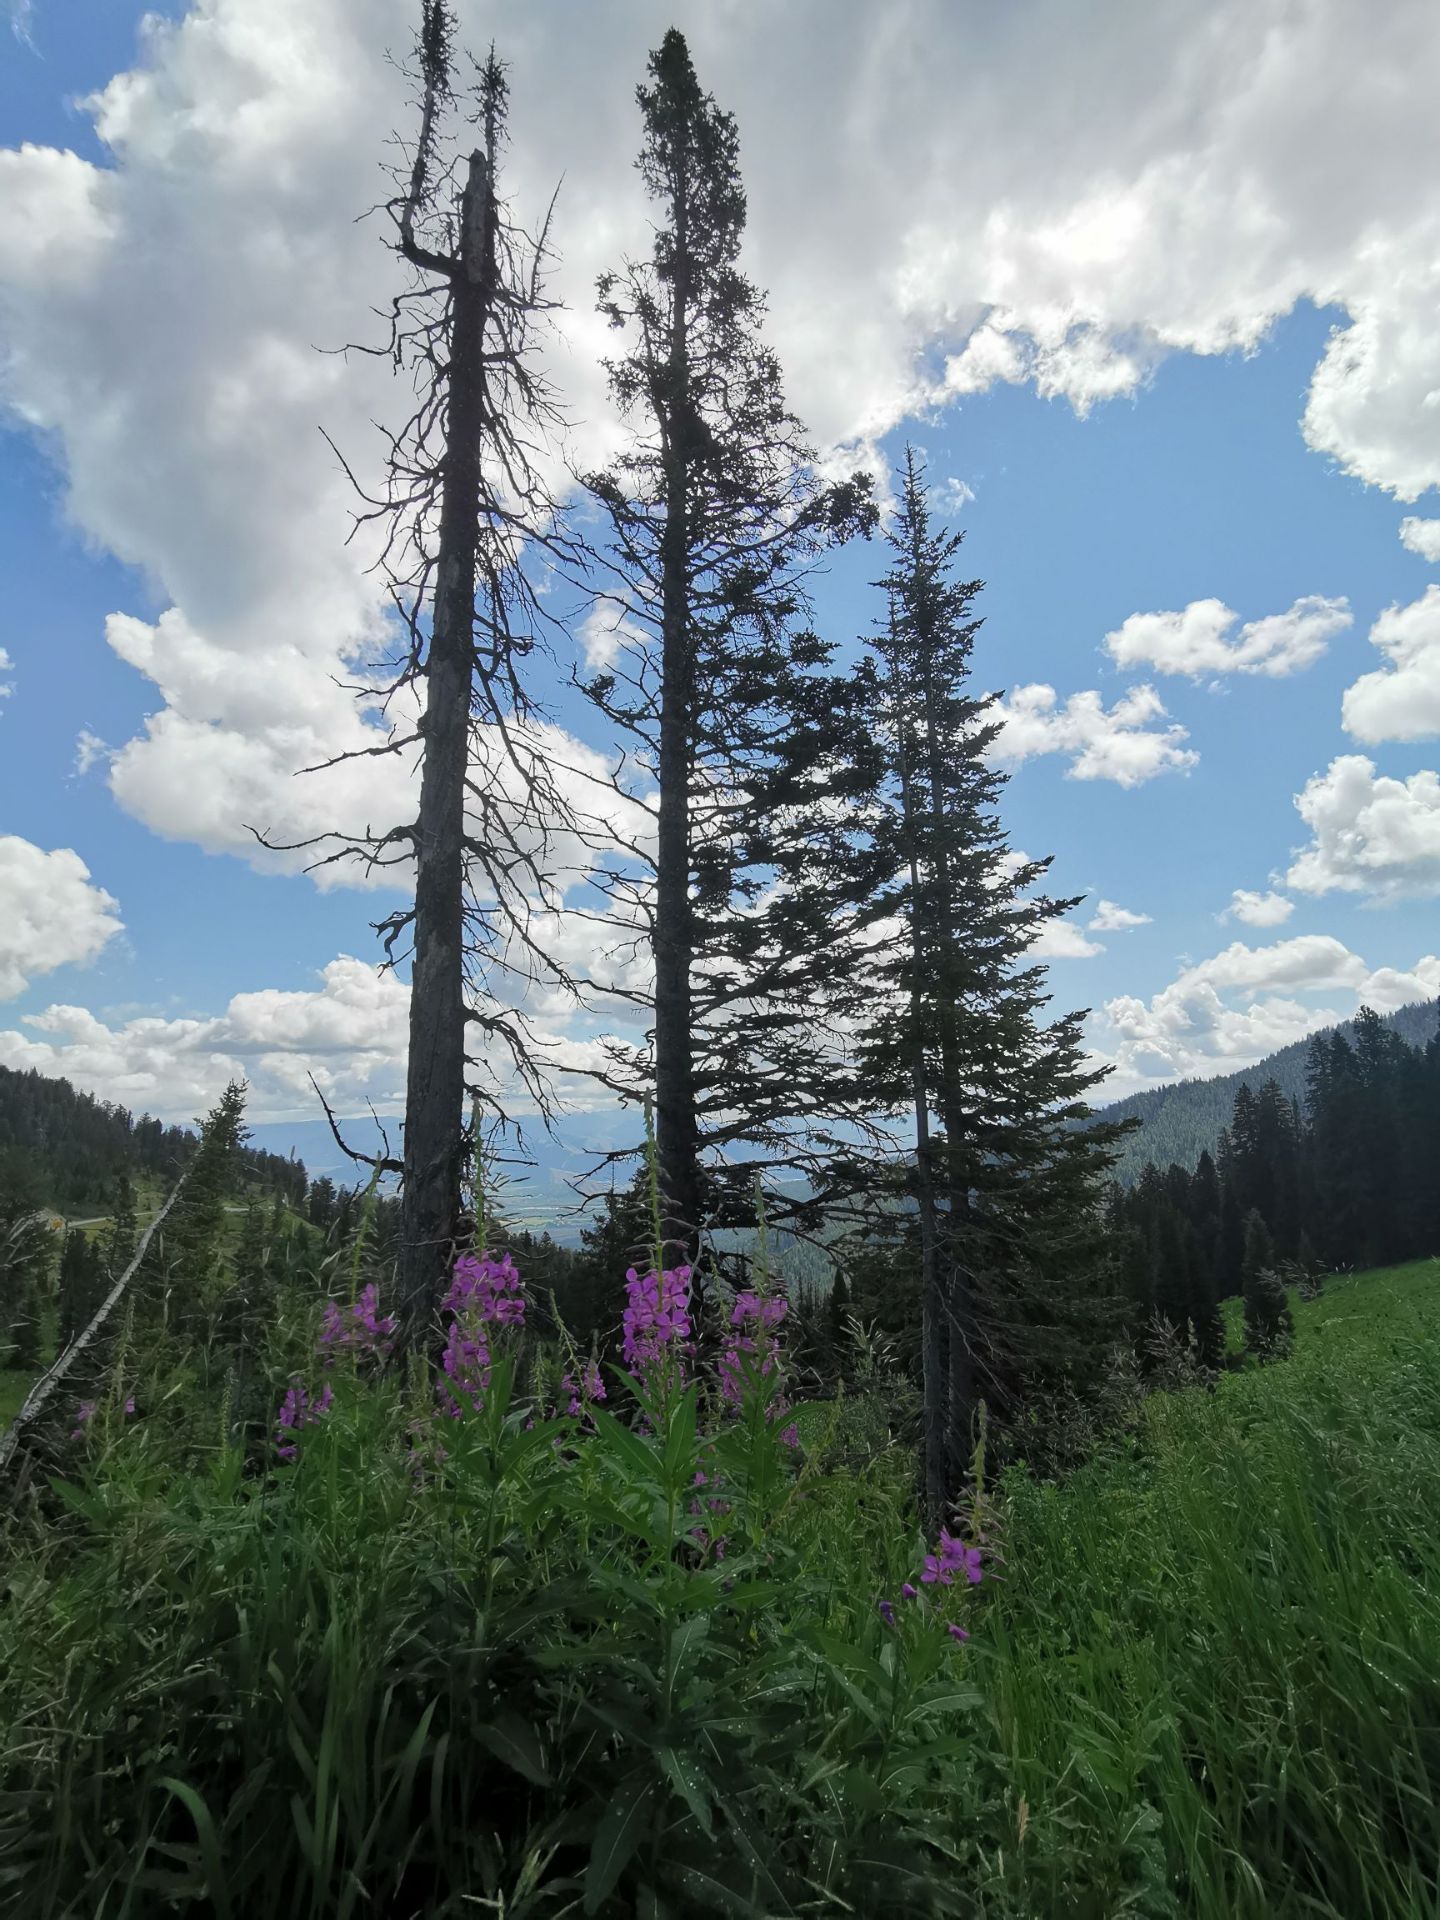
[0,1061,306,1214]
[1100,996,1440,1182]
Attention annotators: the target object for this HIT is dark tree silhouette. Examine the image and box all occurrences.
[578,29,875,1267]
[852,451,1130,1502]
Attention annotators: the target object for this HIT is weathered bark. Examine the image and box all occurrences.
[396,145,495,1340]
[918,684,980,1491]
[890,650,948,1521]
[652,148,701,1270]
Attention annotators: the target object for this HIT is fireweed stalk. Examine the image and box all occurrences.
[319,1282,396,1369]
[275,1279,395,1460]
[875,1419,994,1645]
[437,1252,525,1417]
[621,1262,692,1409]
[720,1288,800,1447]
[275,1379,333,1462]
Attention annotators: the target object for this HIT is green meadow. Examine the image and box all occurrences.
[2,1257,1438,1914]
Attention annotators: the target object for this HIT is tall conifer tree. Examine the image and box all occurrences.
[854,450,1130,1499]
[582,30,874,1265]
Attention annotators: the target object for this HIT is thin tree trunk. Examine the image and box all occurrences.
[0,1174,187,1477]
[396,144,495,1340]
[915,604,980,1490]
[653,157,701,1270]
[890,651,948,1520]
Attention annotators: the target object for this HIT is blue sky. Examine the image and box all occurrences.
[2,0,1439,1178]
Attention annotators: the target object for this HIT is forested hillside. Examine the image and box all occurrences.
[0,1063,306,1214]
[1099,997,1440,1182]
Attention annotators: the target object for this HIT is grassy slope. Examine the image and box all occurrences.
[989,1258,1440,1917]
[6,1256,1437,1912]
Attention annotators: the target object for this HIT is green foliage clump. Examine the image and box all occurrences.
[0,1242,1004,1916]
[990,1258,1440,1916]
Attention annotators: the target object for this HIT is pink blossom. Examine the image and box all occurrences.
[622,1265,691,1373]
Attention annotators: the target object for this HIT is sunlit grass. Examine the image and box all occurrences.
[989,1256,1440,1917]
[3,1258,1438,1914]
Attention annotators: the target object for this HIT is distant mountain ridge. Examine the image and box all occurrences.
[1097,997,1440,1184]
[0,1063,307,1215]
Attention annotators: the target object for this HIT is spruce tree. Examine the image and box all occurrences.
[1213,1129,1246,1297]
[1192,1259,1228,1372]
[1253,1079,1302,1254]
[853,450,1131,1494]
[581,29,875,1268]
[307,1176,338,1234]
[1241,1207,1293,1362]
[103,1172,138,1280]
[165,1082,248,1311]
[1305,1032,1365,1266]
[1294,1227,1325,1301]
[57,1229,104,1346]
[1350,1006,1409,1266]
[1189,1147,1222,1278]
[0,1195,52,1370]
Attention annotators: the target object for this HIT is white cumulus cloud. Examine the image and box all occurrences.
[1400,517,1440,562]
[1103,595,1351,679]
[1092,934,1440,1093]
[0,836,123,999]
[0,953,629,1124]
[1,0,1440,898]
[991,682,1197,786]
[1341,585,1440,745]
[1088,898,1151,931]
[1222,888,1294,927]
[1033,918,1105,959]
[1287,754,1440,901]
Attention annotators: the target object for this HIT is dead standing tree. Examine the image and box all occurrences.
[276,4,584,1346]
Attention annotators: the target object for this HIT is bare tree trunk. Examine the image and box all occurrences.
[653,163,701,1271]
[902,788,949,1518]
[886,645,948,1518]
[396,145,494,1340]
[0,1174,187,1477]
[916,622,980,1494]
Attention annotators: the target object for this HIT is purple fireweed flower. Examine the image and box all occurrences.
[440,1317,491,1416]
[719,1286,793,1416]
[901,1582,918,1600]
[947,1623,970,1642]
[560,1359,606,1418]
[878,1599,896,1627]
[70,1399,96,1440]
[446,1251,526,1328]
[622,1265,691,1372]
[435,1250,526,1420]
[123,1395,136,1416]
[920,1528,984,1588]
[319,1282,396,1368]
[729,1290,787,1330]
[274,1378,333,1461]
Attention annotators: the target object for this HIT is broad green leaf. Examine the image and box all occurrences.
[157,1778,231,1920]
[584,1769,657,1915]
[657,1746,715,1836]
[475,1710,551,1786]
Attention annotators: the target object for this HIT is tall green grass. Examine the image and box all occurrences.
[3,1260,1439,1914]
[990,1259,1440,1917]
